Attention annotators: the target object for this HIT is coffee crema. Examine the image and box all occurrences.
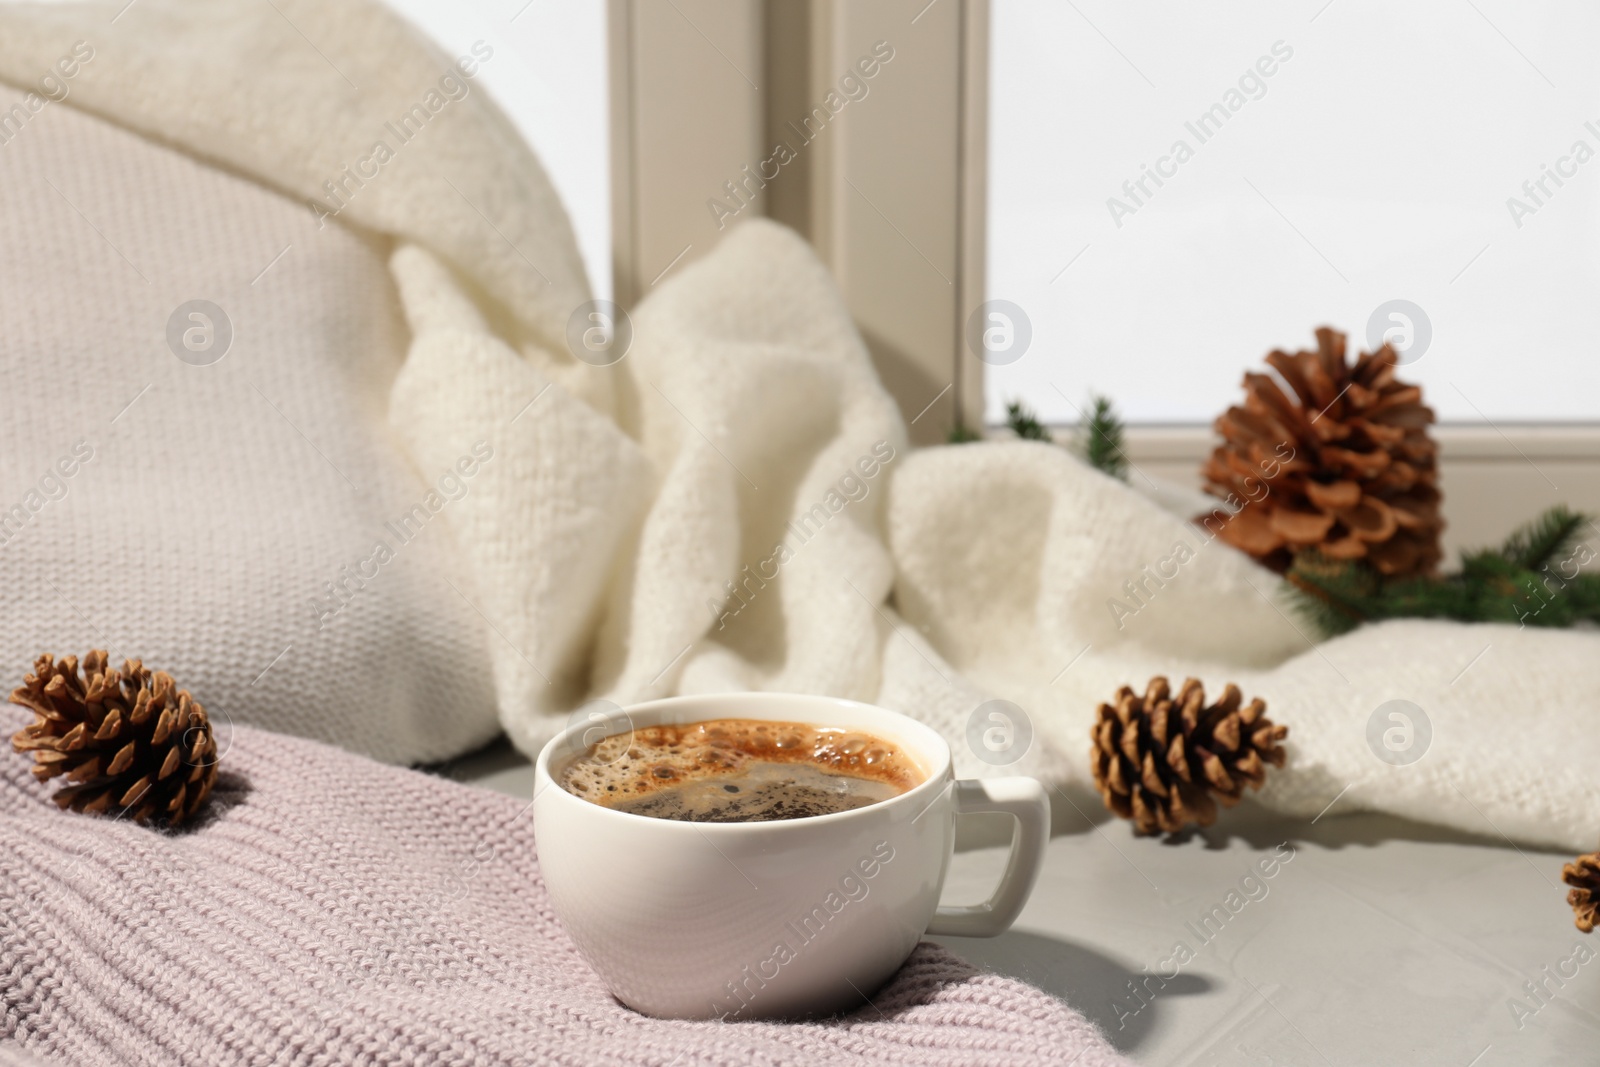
[559,718,924,823]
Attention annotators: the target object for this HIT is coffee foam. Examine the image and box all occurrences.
[558,718,924,822]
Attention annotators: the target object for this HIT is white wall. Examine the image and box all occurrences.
[987,0,1600,425]
[385,0,612,299]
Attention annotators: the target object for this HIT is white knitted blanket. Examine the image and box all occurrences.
[2,0,1596,851]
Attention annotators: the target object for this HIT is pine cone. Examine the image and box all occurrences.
[9,651,219,826]
[1199,327,1443,579]
[1091,677,1288,835]
[1564,851,1600,933]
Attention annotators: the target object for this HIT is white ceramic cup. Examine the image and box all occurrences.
[532,692,1051,1020]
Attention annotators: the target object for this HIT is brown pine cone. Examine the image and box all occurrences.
[1091,677,1288,835]
[1199,327,1443,579]
[1564,851,1600,933]
[9,651,219,826]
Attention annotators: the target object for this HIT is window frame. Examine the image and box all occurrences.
[607,0,1600,554]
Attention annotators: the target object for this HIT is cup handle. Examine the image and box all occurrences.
[925,776,1051,938]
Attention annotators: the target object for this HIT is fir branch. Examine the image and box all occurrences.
[1003,394,1131,482]
[1006,400,1051,441]
[1566,574,1600,620]
[1285,506,1600,635]
[1080,394,1128,482]
[1285,568,1364,637]
[1494,504,1588,570]
[1286,553,1381,636]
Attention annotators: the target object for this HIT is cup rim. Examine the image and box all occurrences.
[533,692,954,832]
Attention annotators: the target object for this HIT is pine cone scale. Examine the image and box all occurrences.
[119,775,154,808]
[12,728,54,753]
[1210,715,1241,753]
[1165,733,1191,782]
[1217,506,1283,556]
[1139,753,1167,798]
[68,756,103,783]
[1342,498,1397,542]
[29,748,70,776]
[107,741,137,777]
[93,710,123,741]
[1270,508,1335,544]
[1305,480,1360,510]
[8,690,54,719]
[1266,351,1328,411]
[1149,702,1171,748]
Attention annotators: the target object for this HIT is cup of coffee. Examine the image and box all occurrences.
[532,692,1050,1020]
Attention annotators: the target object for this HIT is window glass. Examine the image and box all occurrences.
[386,0,611,298]
[987,0,1600,424]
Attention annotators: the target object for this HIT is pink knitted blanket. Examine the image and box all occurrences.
[0,707,1129,1066]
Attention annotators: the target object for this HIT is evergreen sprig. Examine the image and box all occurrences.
[1079,395,1129,483]
[1492,505,1589,571]
[1005,401,1051,441]
[1288,506,1600,636]
[988,396,1130,482]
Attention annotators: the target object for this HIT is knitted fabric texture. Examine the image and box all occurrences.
[0,705,1132,1067]
[0,74,500,765]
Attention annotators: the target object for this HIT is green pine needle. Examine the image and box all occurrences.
[1005,401,1051,441]
[1493,504,1588,570]
[1080,394,1129,482]
[1286,506,1600,635]
[1285,553,1376,637]
[947,421,982,444]
[998,396,1130,482]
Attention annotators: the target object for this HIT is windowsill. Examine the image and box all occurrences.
[987,422,1600,456]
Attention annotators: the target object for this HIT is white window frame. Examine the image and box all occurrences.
[608,0,988,445]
